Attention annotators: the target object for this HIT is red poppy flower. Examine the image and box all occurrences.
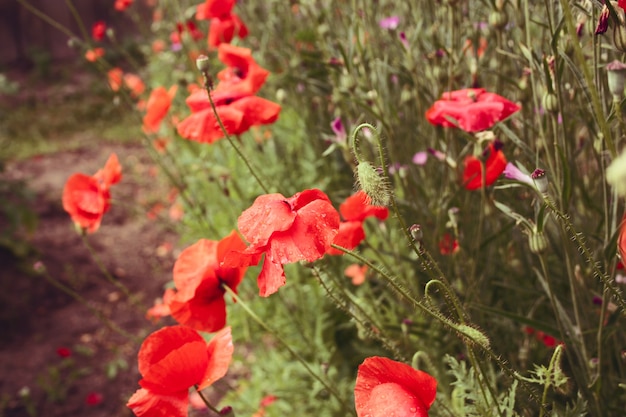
[196,0,236,19]
[143,86,177,134]
[84,47,105,62]
[224,189,340,297]
[166,231,248,333]
[56,347,72,358]
[177,96,281,144]
[92,21,106,42]
[425,88,520,132]
[62,153,122,233]
[127,326,233,417]
[123,73,145,98]
[339,190,389,222]
[114,0,133,11]
[107,67,123,92]
[462,140,507,190]
[85,392,103,406]
[438,233,459,255]
[345,264,368,285]
[355,356,437,417]
[145,288,175,322]
[207,14,249,49]
[327,191,388,255]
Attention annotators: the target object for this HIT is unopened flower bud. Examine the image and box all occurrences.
[542,92,559,113]
[219,406,235,417]
[528,228,548,254]
[409,224,423,242]
[196,55,210,73]
[355,161,390,207]
[607,60,626,100]
[489,10,508,30]
[531,169,549,194]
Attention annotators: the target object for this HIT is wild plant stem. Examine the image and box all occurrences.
[222,285,355,416]
[200,71,271,194]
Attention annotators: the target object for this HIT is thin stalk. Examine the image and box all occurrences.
[16,0,77,39]
[36,265,138,342]
[194,387,222,415]
[222,285,355,416]
[199,68,271,194]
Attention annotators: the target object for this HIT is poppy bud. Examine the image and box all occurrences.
[456,323,490,349]
[196,54,210,73]
[489,10,508,30]
[542,92,559,113]
[219,406,235,416]
[607,60,626,100]
[528,228,548,254]
[409,224,423,242]
[355,161,390,207]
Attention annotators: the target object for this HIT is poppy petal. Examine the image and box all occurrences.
[237,193,296,247]
[257,256,286,297]
[138,326,208,394]
[127,388,188,417]
[328,221,365,255]
[198,327,234,390]
[354,357,437,417]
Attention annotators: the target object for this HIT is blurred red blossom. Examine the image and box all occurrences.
[84,47,105,62]
[143,86,177,133]
[345,264,368,285]
[425,88,520,132]
[223,189,340,297]
[439,233,459,255]
[196,0,248,48]
[85,392,103,406]
[56,347,72,358]
[462,140,507,190]
[127,326,233,417]
[114,0,133,11]
[92,21,106,41]
[62,153,122,233]
[355,356,437,417]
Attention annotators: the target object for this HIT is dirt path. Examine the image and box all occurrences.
[0,144,179,417]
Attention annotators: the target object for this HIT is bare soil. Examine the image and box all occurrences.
[0,144,180,417]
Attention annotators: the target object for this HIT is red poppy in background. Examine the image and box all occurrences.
[84,48,105,62]
[439,233,459,255]
[196,0,236,19]
[92,21,106,42]
[107,67,123,92]
[177,95,281,144]
[207,14,249,49]
[166,231,248,333]
[355,356,437,417]
[618,214,626,262]
[123,73,145,98]
[127,326,233,417]
[462,140,507,190]
[345,264,368,285]
[62,153,121,233]
[224,189,340,297]
[114,0,133,11]
[425,88,520,132]
[143,86,177,134]
[185,44,270,110]
[327,191,388,255]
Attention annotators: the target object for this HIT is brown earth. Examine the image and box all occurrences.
[0,144,184,417]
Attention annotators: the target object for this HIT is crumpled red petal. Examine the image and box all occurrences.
[127,388,188,417]
[198,327,233,390]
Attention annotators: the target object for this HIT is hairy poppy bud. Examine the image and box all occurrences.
[355,162,390,207]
